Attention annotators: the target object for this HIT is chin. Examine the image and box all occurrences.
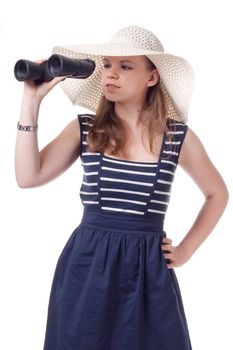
[104,95,118,103]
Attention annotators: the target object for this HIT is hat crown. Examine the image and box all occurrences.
[110,26,164,52]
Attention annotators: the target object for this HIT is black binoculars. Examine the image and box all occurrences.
[14,54,96,84]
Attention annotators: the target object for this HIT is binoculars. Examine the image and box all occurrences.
[14,54,96,84]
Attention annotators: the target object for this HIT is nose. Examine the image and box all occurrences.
[106,66,119,79]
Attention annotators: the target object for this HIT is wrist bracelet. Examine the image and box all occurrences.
[17,121,38,132]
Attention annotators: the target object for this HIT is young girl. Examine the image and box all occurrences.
[15,26,228,350]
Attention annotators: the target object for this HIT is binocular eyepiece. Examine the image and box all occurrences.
[14,54,96,84]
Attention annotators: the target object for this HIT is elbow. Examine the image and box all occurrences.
[217,186,229,217]
[15,166,43,188]
[16,179,35,189]
[219,181,229,206]
[222,185,229,207]
[15,173,47,188]
[207,183,229,209]
[15,175,38,189]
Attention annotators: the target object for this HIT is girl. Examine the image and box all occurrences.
[15,26,228,350]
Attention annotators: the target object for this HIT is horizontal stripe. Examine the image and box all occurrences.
[82,122,94,127]
[147,209,166,214]
[83,171,98,176]
[82,152,101,156]
[101,207,145,215]
[159,169,175,175]
[80,191,98,195]
[103,157,158,167]
[100,177,153,186]
[161,159,177,167]
[163,150,179,156]
[101,197,147,205]
[82,200,99,204]
[82,181,98,186]
[100,188,150,196]
[167,131,184,135]
[102,166,156,176]
[165,141,181,145]
[157,179,173,185]
[81,161,100,166]
[154,190,171,195]
[79,114,95,120]
[150,199,169,205]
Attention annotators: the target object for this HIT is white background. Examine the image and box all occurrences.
[0,0,232,349]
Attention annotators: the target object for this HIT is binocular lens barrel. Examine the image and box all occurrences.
[48,55,63,76]
[14,60,53,83]
[14,60,29,81]
[48,54,96,79]
[14,54,96,83]
[14,60,43,82]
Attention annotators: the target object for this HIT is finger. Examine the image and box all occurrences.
[53,76,66,83]
[34,58,48,64]
[163,237,172,244]
[167,263,174,269]
[164,253,174,259]
[161,243,172,249]
[45,76,65,89]
[161,244,174,252]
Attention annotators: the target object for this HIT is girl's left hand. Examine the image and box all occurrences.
[161,237,190,269]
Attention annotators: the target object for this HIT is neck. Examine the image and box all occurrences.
[114,102,147,128]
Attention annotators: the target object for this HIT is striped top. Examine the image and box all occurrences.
[77,113,188,226]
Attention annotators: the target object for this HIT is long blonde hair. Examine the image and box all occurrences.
[86,57,172,158]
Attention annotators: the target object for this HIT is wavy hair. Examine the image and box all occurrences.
[86,57,173,158]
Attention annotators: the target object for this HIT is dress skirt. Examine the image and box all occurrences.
[43,209,192,350]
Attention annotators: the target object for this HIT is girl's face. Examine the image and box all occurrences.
[101,56,158,106]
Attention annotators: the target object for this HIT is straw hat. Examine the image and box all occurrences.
[52,25,194,122]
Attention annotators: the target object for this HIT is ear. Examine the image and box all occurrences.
[147,69,159,87]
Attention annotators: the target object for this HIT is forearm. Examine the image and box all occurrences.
[179,190,229,259]
[15,96,41,187]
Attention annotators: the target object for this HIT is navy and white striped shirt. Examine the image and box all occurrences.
[78,114,187,225]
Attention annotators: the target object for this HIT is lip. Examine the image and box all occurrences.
[105,83,120,88]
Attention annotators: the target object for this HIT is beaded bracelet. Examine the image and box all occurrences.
[17,121,38,132]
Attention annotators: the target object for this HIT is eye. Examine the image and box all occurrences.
[121,65,132,70]
[102,63,132,70]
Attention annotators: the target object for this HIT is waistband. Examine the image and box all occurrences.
[80,209,165,234]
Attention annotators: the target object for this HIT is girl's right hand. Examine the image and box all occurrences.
[22,59,66,103]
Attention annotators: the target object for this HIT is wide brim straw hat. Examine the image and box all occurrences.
[52,26,194,122]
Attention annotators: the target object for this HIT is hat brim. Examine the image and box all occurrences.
[52,43,194,122]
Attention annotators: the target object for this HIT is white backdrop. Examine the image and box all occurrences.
[0,0,232,349]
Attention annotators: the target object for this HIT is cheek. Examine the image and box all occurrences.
[101,70,108,81]
[126,78,147,92]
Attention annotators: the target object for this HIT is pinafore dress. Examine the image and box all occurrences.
[43,114,192,350]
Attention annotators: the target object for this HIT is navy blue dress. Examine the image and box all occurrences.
[43,114,192,350]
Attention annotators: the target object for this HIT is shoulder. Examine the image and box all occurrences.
[178,126,208,166]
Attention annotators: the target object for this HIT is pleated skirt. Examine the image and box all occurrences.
[43,209,192,350]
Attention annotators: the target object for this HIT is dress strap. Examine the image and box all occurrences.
[161,120,188,167]
[77,113,95,155]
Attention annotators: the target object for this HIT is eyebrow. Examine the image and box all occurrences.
[102,58,136,65]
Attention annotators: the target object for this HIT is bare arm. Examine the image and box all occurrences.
[15,73,81,188]
[162,127,229,268]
